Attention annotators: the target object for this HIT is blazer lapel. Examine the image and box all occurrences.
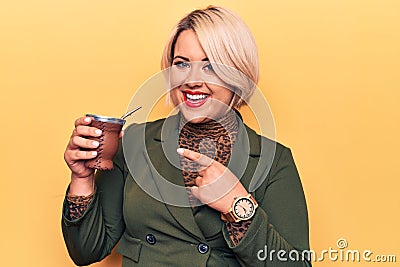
[229,119,275,196]
[145,115,204,240]
[228,119,259,190]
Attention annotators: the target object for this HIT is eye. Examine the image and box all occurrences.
[173,61,191,70]
[202,62,215,74]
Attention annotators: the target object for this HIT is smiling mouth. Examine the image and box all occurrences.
[183,90,210,108]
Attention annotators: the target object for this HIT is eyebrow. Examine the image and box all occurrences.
[172,55,209,61]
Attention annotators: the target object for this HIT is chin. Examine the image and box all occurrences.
[180,107,231,124]
[183,115,210,124]
[179,109,211,124]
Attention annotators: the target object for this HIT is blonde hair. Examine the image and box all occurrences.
[161,6,259,108]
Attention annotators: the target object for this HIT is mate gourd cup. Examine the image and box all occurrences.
[84,114,125,170]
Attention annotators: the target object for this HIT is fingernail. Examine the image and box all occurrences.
[84,117,91,123]
[91,151,97,156]
[95,129,102,135]
[177,148,184,155]
[92,141,99,147]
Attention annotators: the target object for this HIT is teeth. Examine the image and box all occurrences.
[186,93,208,101]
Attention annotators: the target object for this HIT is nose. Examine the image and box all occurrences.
[186,80,203,88]
[185,64,203,88]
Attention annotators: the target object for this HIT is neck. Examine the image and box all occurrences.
[179,109,238,134]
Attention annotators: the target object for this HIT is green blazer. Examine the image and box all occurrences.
[62,114,311,266]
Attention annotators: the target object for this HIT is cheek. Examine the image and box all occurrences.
[169,88,182,106]
[169,70,187,89]
[214,87,234,105]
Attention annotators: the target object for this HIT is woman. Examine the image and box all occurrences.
[62,6,311,266]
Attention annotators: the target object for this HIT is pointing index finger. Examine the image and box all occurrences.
[177,148,214,167]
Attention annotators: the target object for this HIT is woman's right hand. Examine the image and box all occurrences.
[64,116,102,181]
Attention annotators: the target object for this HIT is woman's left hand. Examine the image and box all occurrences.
[177,148,249,213]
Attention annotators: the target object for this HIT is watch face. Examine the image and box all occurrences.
[233,197,255,220]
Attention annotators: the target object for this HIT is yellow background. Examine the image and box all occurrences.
[1,0,399,266]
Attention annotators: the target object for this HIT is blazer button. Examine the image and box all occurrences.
[197,243,209,254]
[146,234,156,245]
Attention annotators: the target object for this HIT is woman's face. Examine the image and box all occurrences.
[169,30,234,124]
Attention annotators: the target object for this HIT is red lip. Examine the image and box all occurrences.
[182,90,210,108]
[183,90,209,95]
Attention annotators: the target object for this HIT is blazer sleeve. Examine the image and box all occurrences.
[222,145,312,266]
[61,144,126,266]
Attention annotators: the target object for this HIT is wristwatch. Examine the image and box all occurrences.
[221,194,258,223]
